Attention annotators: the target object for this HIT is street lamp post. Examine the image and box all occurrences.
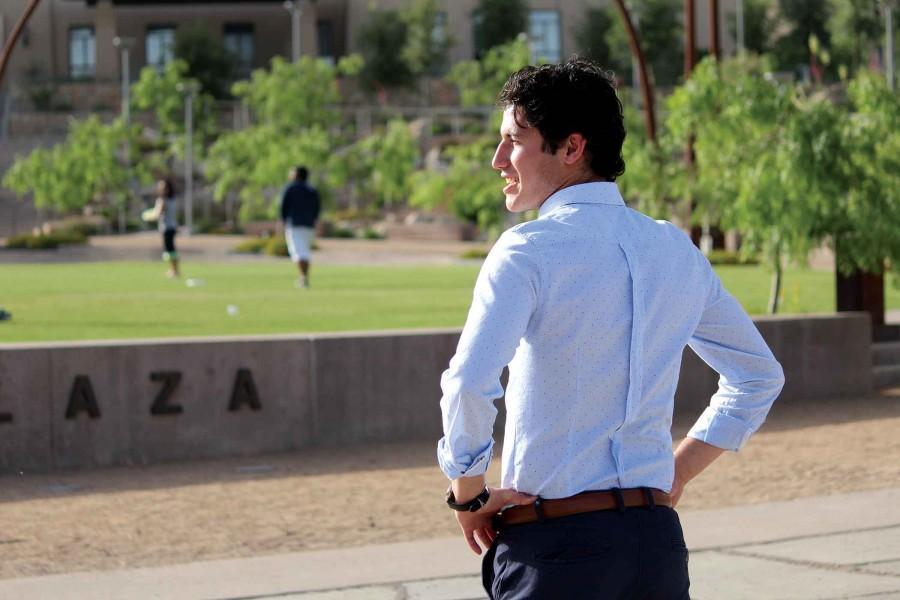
[112,36,134,124]
[176,80,200,235]
[113,36,135,234]
[283,0,303,62]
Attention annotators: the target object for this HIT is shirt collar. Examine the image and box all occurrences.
[538,182,625,218]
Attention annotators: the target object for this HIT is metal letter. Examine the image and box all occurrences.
[229,368,262,412]
[150,371,183,415]
[65,375,101,419]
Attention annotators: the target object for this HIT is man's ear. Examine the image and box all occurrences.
[562,133,589,166]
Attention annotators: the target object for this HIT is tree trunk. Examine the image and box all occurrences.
[768,254,782,315]
[0,0,43,89]
[611,0,657,142]
[836,269,885,327]
[834,239,887,336]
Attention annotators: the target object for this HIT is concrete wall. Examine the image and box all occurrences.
[0,314,871,473]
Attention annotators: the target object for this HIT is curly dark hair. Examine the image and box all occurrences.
[497,58,626,181]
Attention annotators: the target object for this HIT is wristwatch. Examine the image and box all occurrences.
[446,486,491,512]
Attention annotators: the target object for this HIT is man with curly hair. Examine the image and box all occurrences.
[437,58,784,599]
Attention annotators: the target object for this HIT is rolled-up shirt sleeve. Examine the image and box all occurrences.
[437,230,540,480]
[686,268,785,451]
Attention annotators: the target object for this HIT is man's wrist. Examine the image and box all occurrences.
[446,486,490,512]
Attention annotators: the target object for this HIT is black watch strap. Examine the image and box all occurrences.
[446,486,491,512]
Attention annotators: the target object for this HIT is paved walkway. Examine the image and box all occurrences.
[2,487,899,600]
[0,232,485,266]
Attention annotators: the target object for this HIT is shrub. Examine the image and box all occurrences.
[264,237,289,257]
[232,238,267,254]
[706,250,759,266]
[459,247,489,260]
[361,228,385,240]
[5,228,88,250]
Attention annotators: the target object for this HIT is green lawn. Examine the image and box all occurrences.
[0,262,897,343]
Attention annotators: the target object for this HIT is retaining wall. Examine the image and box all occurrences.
[0,314,871,473]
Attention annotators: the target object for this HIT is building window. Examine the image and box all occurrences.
[432,11,448,46]
[317,20,334,65]
[224,23,254,78]
[529,10,561,64]
[146,26,175,71]
[69,27,95,79]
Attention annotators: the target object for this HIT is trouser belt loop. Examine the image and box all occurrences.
[612,488,626,513]
[533,497,546,522]
[644,487,656,509]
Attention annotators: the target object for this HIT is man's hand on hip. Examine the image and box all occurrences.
[456,487,536,555]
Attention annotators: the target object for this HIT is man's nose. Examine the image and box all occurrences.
[491,142,509,170]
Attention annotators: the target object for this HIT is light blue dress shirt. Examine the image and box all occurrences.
[437,182,784,499]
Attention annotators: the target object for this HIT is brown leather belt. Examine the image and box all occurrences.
[495,488,672,528]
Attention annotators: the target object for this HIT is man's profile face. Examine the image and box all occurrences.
[491,106,566,213]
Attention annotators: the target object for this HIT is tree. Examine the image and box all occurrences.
[662,56,900,316]
[772,0,832,73]
[728,0,775,55]
[828,71,900,274]
[409,137,507,237]
[665,56,825,313]
[357,9,415,90]
[327,120,418,211]
[410,38,532,238]
[3,116,148,215]
[605,0,683,85]
[205,55,362,222]
[828,0,883,75]
[448,36,531,108]
[402,0,453,77]
[131,59,218,159]
[472,0,529,58]
[173,23,232,99]
[573,7,621,70]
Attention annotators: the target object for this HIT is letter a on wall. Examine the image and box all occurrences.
[65,375,102,419]
[229,368,262,412]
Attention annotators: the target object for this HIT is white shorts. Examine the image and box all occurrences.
[285,225,314,261]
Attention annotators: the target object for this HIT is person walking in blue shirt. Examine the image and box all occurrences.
[437,59,785,599]
[280,166,320,288]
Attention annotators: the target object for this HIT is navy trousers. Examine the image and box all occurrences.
[483,506,690,600]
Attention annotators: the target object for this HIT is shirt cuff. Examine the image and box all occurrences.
[687,406,756,452]
[436,437,494,480]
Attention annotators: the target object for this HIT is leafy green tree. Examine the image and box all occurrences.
[409,137,506,236]
[828,0,883,74]
[402,0,453,77]
[357,9,415,90]
[574,7,621,71]
[662,56,899,314]
[605,0,683,85]
[173,23,232,99]
[772,0,832,73]
[472,0,528,58]
[829,72,900,277]
[729,0,775,54]
[363,119,418,208]
[131,59,218,159]
[449,36,531,108]
[3,116,148,215]
[233,55,360,130]
[205,55,361,222]
[665,57,826,313]
[409,38,531,236]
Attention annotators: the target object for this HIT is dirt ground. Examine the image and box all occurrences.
[1,391,899,580]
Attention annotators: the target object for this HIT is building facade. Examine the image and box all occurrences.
[1,0,738,91]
